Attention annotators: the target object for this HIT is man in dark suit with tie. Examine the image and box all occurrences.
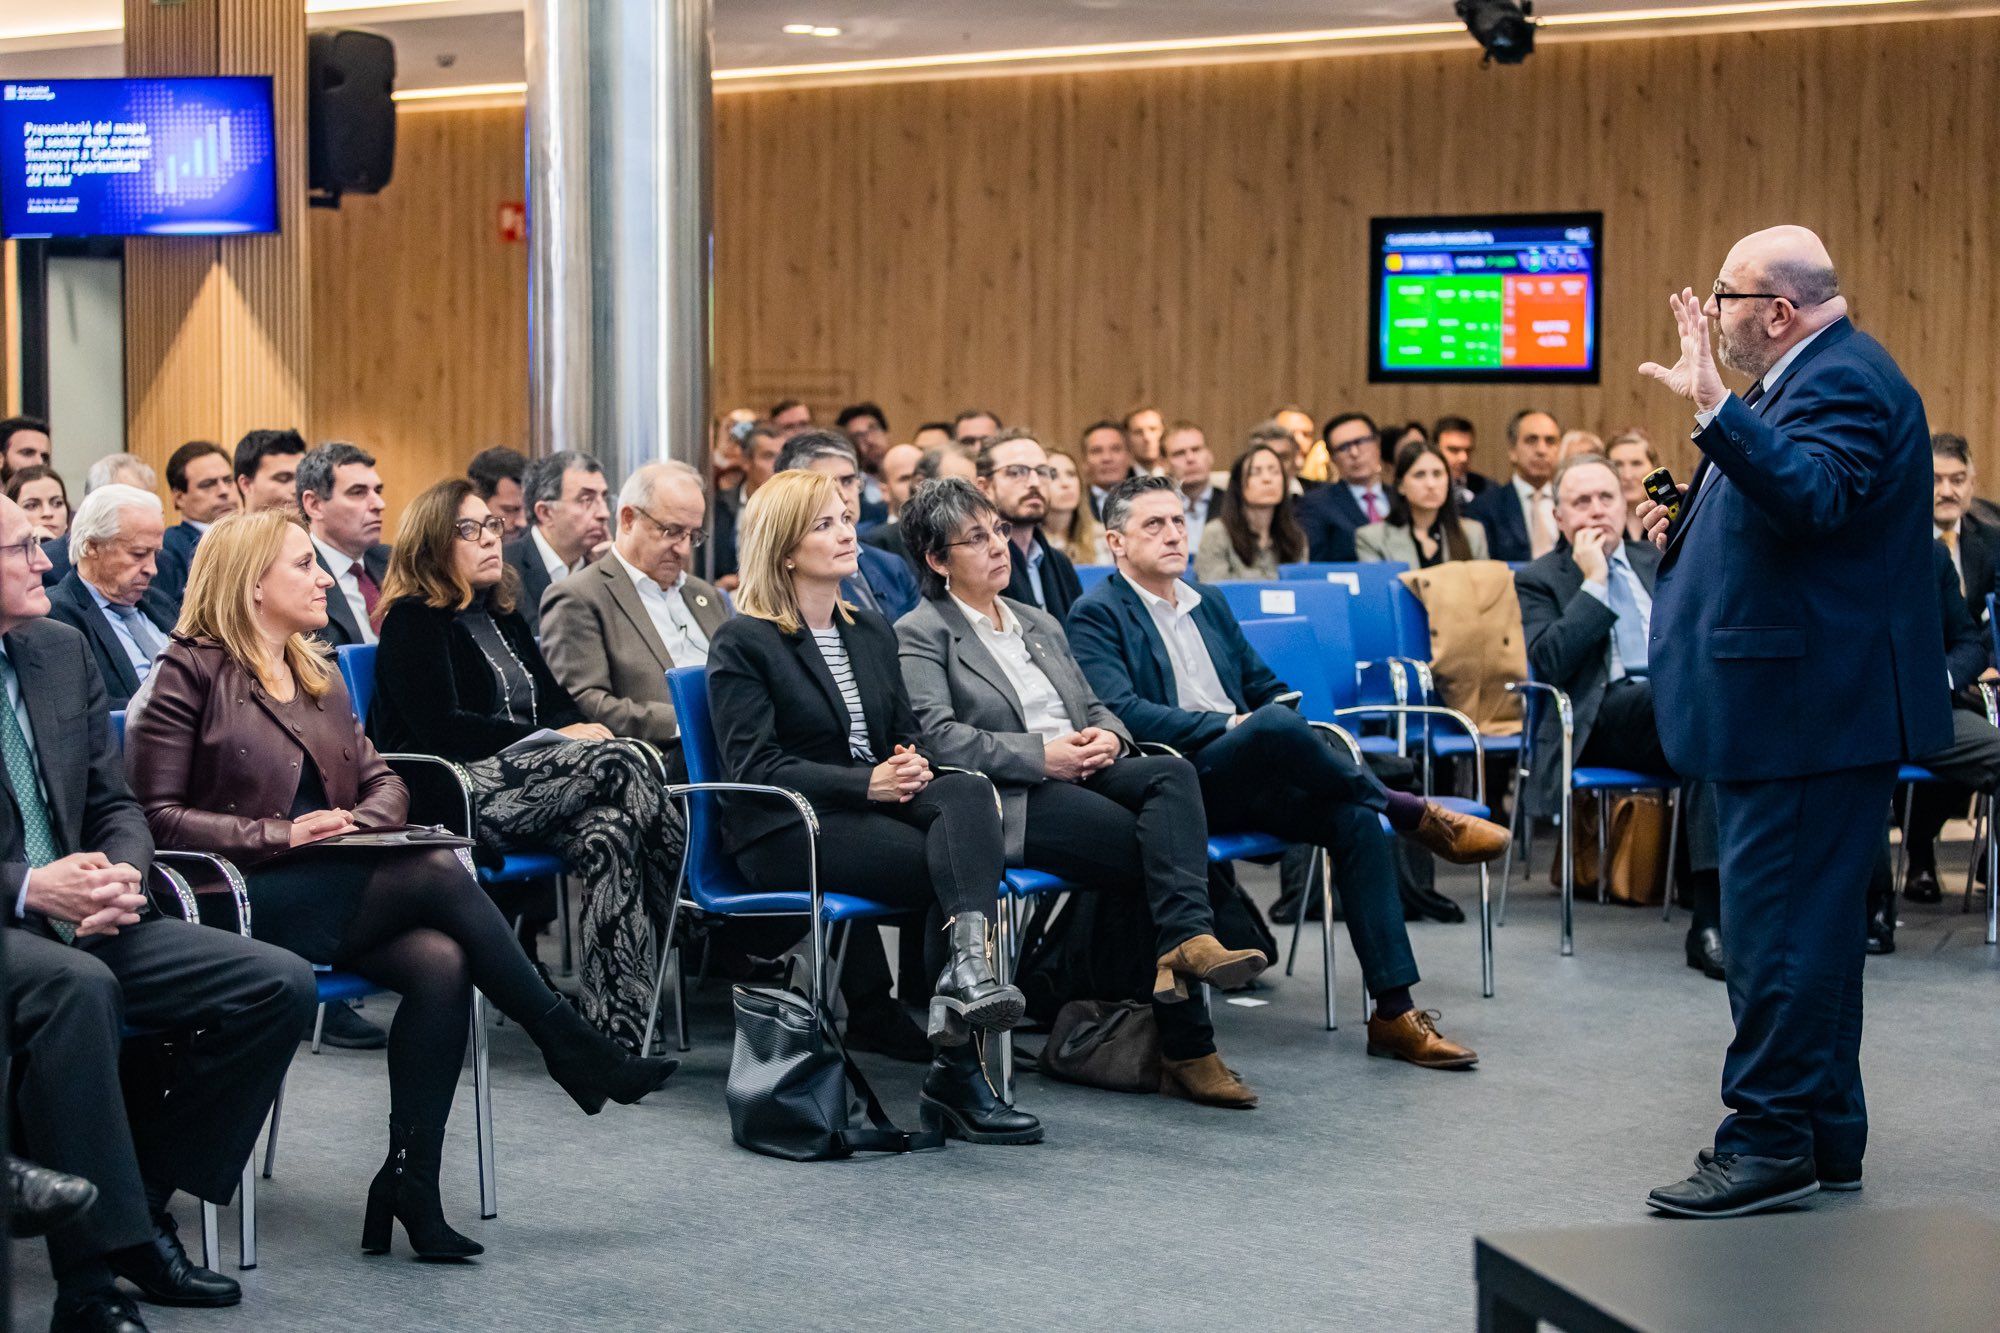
[773,431,918,621]
[1637,227,1949,1218]
[1296,413,1390,561]
[0,494,316,1331]
[1465,409,1562,563]
[1435,416,1494,508]
[1514,455,1724,978]
[976,430,1085,624]
[44,485,176,712]
[154,441,240,603]
[1928,433,1994,629]
[297,443,392,649]
[503,451,612,635]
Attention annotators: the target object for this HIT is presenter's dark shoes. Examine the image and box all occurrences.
[109,1212,239,1306]
[9,1155,98,1238]
[1866,902,1897,955]
[1159,1052,1260,1108]
[362,1118,484,1260]
[929,912,1026,1045]
[918,1045,1044,1144]
[1365,1009,1478,1069]
[1406,803,1511,865]
[843,996,932,1063]
[1697,1146,1861,1192]
[1154,933,1269,1002]
[1647,1152,1819,1217]
[313,999,388,1050]
[524,995,679,1114]
[1902,868,1943,904]
[50,1288,149,1333]
[1684,925,1726,980]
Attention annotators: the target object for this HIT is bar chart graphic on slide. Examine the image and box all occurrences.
[1,78,279,238]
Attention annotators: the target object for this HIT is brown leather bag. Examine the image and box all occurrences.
[1033,999,1161,1094]
[1553,792,1671,905]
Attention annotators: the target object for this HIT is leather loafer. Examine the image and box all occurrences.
[1684,925,1726,981]
[1406,803,1510,866]
[9,1155,99,1238]
[1648,1151,1818,1217]
[1365,1008,1478,1069]
[1159,1052,1259,1109]
[1902,868,1942,904]
[109,1213,240,1307]
[1698,1146,1860,1192]
[50,1288,148,1333]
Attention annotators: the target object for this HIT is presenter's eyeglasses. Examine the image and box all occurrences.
[1710,282,1797,307]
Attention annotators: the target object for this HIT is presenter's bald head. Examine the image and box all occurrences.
[1708,225,1847,377]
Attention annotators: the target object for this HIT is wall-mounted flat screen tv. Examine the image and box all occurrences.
[1369,211,1602,384]
[0,77,279,239]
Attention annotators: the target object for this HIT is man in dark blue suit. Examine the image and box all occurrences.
[1295,414,1390,562]
[1464,409,1562,563]
[1636,226,1949,1218]
[774,430,917,621]
[154,441,239,603]
[1068,475,1509,1069]
[975,429,1085,624]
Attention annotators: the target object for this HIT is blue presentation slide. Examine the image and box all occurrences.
[0,77,278,239]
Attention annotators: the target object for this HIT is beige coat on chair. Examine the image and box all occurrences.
[1397,560,1525,736]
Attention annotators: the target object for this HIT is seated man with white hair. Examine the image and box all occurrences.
[40,453,159,589]
[539,459,729,781]
[44,483,174,709]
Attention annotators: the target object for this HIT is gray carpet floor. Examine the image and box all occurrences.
[14,846,2000,1332]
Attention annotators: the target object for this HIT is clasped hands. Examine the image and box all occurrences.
[25,852,146,937]
[869,744,934,803]
[1042,728,1121,783]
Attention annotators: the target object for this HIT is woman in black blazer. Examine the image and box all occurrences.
[372,478,686,1056]
[707,470,1037,1145]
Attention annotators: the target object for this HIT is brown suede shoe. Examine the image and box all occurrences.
[1159,1052,1260,1108]
[1365,1009,1478,1069]
[1407,802,1511,865]
[1153,932,1269,1002]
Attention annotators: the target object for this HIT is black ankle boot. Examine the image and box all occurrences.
[928,912,1025,1044]
[361,1119,483,1260]
[522,996,679,1115]
[918,1044,1043,1145]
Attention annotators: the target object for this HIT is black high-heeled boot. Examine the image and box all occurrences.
[522,996,679,1115]
[918,1043,1043,1145]
[928,912,1025,1045]
[360,1119,483,1260]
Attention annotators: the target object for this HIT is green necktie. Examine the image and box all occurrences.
[0,656,70,943]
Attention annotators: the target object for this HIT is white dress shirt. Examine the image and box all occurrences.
[1512,475,1557,558]
[1129,579,1237,715]
[953,595,1073,745]
[312,534,377,645]
[1578,544,1654,682]
[531,526,572,583]
[613,549,711,667]
[1183,485,1215,535]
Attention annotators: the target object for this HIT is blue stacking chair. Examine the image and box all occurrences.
[1278,561,1418,710]
[1239,613,1498,1006]
[1215,581,1402,757]
[1074,563,1116,593]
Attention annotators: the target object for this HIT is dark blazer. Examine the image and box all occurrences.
[311,540,391,648]
[44,570,177,710]
[1949,514,1997,627]
[1296,484,1369,563]
[1514,539,1663,814]
[1936,540,1988,692]
[1067,571,1285,757]
[502,533,562,635]
[708,485,743,582]
[863,521,918,578]
[126,636,406,863]
[153,521,206,602]
[897,594,1132,862]
[370,597,585,761]
[1003,528,1084,624]
[0,618,153,905]
[1653,317,1951,780]
[1466,481,1535,563]
[847,543,919,622]
[705,609,927,854]
[38,531,70,588]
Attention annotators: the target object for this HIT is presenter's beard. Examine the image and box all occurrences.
[1715,323,1776,379]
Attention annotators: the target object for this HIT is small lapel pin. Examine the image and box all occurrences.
[693,594,709,608]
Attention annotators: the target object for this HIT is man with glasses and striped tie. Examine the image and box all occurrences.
[45,484,176,712]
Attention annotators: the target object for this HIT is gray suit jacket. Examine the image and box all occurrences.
[897,594,1130,862]
[539,556,729,746]
[1353,516,1489,565]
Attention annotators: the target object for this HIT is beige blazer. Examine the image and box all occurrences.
[1354,517,1489,565]
[539,556,730,745]
[1193,519,1282,581]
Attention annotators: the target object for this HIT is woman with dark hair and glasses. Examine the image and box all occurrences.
[371,478,688,1057]
[1355,439,1489,566]
[899,478,1267,1109]
[1194,442,1307,581]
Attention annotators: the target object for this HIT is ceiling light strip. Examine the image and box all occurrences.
[392,81,529,102]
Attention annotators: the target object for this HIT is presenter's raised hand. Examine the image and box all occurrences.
[1639,288,1728,414]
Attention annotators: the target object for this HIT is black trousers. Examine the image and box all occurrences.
[1019,755,1217,1060]
[8,918,315,1278]
[1902,700,2000,874]
[1580,677,1721,923]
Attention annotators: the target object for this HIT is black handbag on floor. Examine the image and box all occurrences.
[726,984,943,1161]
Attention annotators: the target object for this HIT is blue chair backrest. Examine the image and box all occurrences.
[665,665,749,902]
[110,709,125,749]
[337,643,377,722]
[1074,564,1115,592]
[1278,562,1408,702]
[1238,617,1338,723]
[1212,580,1361,711]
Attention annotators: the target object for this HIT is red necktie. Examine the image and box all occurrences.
[353,560,380,615]
[1363,490,1382,524]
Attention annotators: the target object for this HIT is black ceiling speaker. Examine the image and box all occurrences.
[308,30,396,206]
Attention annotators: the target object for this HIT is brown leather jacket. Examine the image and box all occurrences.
[127,635,407,862]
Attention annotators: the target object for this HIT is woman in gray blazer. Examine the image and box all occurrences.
[1354,439,1489,566]
[896,479,1267,1109]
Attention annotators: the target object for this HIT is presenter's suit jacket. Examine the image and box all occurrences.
[44,569,177,710]
[153,520,206,602]
[310,541,391,648]
[539,556,729,748]
[1465,482,1534,564]
[1066,571,1286,758]
[897,594,1131,862]
[1652,317,1950,781]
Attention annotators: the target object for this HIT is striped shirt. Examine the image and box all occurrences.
[811,626,875,762]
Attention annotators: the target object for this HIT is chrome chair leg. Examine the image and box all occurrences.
[1497,763,1524,927]
[993,903,1016,1102]
[1595,791,1610,905]
[261,1075,286,1180]
[1320,848,1337,1032]
[1963,797,1987,913]
[674,948,690,1053]
[237,1160,256,1270]
[309,1001,327,1054]
[1285,849,1310,977]
[201,1202,220,1272]
[1987,793,1998,946]
[1479,865,1494,999]
[1661,789,1682,923]
[1559,789,1575,957]
[471,993,496,1220]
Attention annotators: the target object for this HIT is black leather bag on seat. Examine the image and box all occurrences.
[726,984,943,1161]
